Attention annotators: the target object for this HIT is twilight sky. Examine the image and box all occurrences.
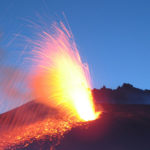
[0,0,150,90]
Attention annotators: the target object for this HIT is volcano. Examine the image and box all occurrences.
[0,101,150,150]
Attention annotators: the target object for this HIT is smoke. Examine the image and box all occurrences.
[0,34,32,113]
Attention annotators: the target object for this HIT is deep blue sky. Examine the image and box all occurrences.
[0,0,150,90]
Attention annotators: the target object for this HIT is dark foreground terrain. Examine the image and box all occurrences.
[56,104,150,150]
[0,102,150,150]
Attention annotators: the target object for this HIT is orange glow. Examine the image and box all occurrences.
[0,21,101,149]
[31,22,100,121]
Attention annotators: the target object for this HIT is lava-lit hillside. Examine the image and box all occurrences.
[1,101,150,150]
[0,101,58,133]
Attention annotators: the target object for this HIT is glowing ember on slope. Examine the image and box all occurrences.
[0,117,80,149]
[30,22,100,121]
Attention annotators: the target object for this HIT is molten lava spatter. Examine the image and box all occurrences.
[31,22,99,121]
[0,21,100,149]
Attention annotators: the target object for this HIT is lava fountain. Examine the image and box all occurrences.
[30,21,100,122]
[0,21,100,149]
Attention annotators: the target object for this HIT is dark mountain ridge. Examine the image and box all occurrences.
[92,83,150,104]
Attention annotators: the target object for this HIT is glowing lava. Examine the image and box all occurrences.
[0,21,100,149]
[31,22,100,122]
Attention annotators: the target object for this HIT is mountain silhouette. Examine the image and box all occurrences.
[92,83,150,104]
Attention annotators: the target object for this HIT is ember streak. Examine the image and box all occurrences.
[0,21,100,149]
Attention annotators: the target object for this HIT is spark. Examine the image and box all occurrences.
[0,20,100,149]
[30,21,100,121]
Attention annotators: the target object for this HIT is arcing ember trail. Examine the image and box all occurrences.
[0,21,100,149]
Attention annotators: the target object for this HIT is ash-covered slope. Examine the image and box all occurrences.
[92,83,150,104]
